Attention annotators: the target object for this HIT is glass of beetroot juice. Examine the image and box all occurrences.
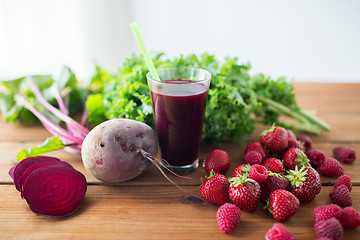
[147,67,211,174]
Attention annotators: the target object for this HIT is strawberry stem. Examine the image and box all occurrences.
[286,166,308,188]
[228,175,255,187]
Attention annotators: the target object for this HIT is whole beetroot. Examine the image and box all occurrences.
[81,119,158,183]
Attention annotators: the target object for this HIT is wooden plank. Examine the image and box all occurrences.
[0,185,359,240]
[294,82,360,97]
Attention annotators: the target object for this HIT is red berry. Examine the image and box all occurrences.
[286,138,305,152]
[265,223,296,240]
[216,203,241,233]
[260,125,289,152]
[262,157,284,174]
[306,149,325,168]
[229,176,261,212]
[232,164,251,177]
[286,166,321,202]
[249,164,268,183]
[269,189,300,222]
[313,204,342,222]
[203,149,230,173]
[260,174,289,200]
[244,141,267,159]
[286,129,296,139]
[334,175,352,192]
[297,135,312,151]
[200,172,229,205]
[283,148,310,170]
[319,158,344,177]
[244,151,263,165]
[338,207,360,229]
[333,146,356,163]
[329,184,352,207]
[314,217,344,240]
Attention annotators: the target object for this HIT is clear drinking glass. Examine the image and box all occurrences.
[147,67,211,174]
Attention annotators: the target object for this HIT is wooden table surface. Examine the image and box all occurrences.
[0,83,359,239]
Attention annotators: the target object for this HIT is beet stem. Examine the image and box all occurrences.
[26,76,89,137]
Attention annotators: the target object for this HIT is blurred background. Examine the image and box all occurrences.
[0,0,359,82]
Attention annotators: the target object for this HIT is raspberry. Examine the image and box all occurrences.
[313,204,342,222]
[333,175,352,192]
[314,217,344,240]
[333,146,356,163]
[329,184,352,207]
[297,135,312,151]
[249,164,268,183]
[216,203,241,233]
[286,138,305,152]
[338,207,360,229]
[306,149,325,168]
[265,223,296,240]
[286,129,296,139]
[244,151,263,165]
[319,158,344,177]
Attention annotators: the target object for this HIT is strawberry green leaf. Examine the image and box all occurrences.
[286,166,308,188]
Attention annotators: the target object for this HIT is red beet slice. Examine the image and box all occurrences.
[16,159,69,192]
[22,165,87,216]
[19,161,74,198]
[13,156,61,191]
[9,167,15,179]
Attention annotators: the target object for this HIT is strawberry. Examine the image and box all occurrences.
[244,151,263,165]
[200,171,229,205]
[283,148,310,170]
[232,164,251,177]
[260,125,289,152]
[228,175,261,212]
[313,204,342,222]
[329,184,352,207]
[260,174,289,200]
[265,223,296,240]
[262,157,284,174]
[297,135,312,151]
[333,175,352,192]
[216,203,241,233]
[333,146,356,163]
[244,141,267,159]
[338,207,360,230]
[314,217,344,240]
[249,164,268,183]
[286,166,321,202]
[319,158,344,177]
[268,189,300,222]
[203,149,230,173]
[306,149,325,168]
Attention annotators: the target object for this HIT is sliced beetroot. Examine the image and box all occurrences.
[18,161,73,196]
[22,165,87,217]
[13,156,61,190]
[9,167,15,179]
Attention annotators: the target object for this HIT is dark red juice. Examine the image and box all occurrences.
[151,80,208,167]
